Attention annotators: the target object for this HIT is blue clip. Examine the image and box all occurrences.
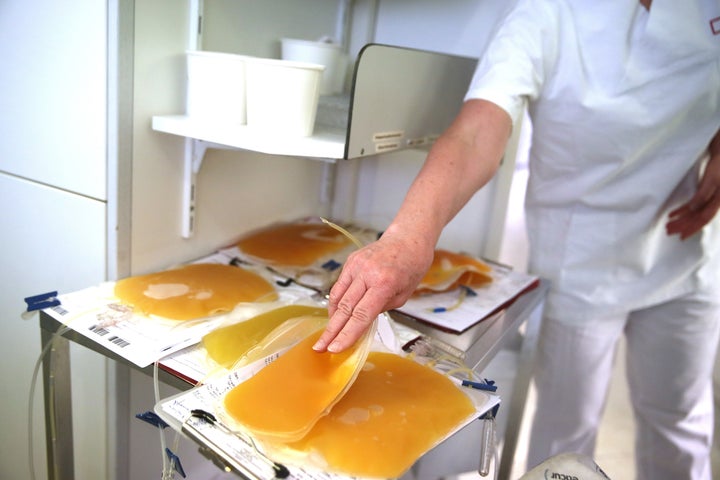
[322,259,341,272]
[135,411,169,429]
[461,378,498,392]
[460,285,477,297]
[165,448,187,478]
[24,291,61,312]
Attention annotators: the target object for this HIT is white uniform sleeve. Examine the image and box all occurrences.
[464,0,561,126]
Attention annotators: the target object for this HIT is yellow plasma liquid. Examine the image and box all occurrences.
[114,263,278,321]
[223,329,366,442]
[286,351,476,478]
[236,222,352,267]
[202,305,328,368]
[416,249,493,294]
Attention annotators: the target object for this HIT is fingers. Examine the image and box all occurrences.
[667,153,720,240]
[319,289,381,353]
[667,191,720,239]
[313,263,413,352]
[313,236,434,353]
[326,267,352,319]
[313,277,372,352]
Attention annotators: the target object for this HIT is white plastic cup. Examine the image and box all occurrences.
[281,38,342,95]
[186,51,247,124]
[245,57,324,137]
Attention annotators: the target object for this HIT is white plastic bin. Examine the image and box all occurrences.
[281,38,343,95]
[186,51,247,124]
[245,57,324,137]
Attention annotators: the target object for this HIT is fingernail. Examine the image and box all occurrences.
[327,342,341,353]
[312,341,324,351]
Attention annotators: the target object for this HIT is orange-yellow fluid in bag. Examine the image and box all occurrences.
[286,351,476,478]
[416,249,493,294]
[223,327,370,442]
[202,305,327,368]
[236,222,352,267]
[114,263,278,321]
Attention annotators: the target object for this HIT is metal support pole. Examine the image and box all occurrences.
[41,328,75,480]
[497,300,544,479]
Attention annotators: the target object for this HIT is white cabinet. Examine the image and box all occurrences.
[0,175,108,480]
[0,2,112,480]
[0,0,108,200]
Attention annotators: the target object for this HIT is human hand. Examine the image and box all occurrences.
[666,152,720,240]
[309,100,510,353]
[312,234,434,353]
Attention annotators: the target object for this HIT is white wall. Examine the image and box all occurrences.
[374,0,514,57]
[202,0,343,57]
[346,149,500,256]
[128,0,343,276]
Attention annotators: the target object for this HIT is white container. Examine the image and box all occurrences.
[281,38,343,95]
[186,51,247,124]
[245,57,324,137]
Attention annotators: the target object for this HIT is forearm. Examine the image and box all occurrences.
[315,100,513,353]
[383,99,513,249]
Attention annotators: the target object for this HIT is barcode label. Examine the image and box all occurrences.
[264,353,281,367]
[88,325,130,348]
[108,336,130,348]
[89,325,110,336]
[51,305,69,316]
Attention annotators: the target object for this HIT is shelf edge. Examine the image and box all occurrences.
[152,115,346,161]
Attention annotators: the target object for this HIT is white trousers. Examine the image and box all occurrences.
[526,292,720,480]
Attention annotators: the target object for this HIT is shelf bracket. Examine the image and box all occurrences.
[181,138,210,238]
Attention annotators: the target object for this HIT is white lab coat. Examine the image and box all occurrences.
[465,0,720,320]
[464,0,720,478]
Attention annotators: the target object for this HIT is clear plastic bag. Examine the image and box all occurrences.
[219,315,376,443]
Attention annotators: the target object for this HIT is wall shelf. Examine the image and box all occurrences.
[152,115,347,161]
[151,44,478,237]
